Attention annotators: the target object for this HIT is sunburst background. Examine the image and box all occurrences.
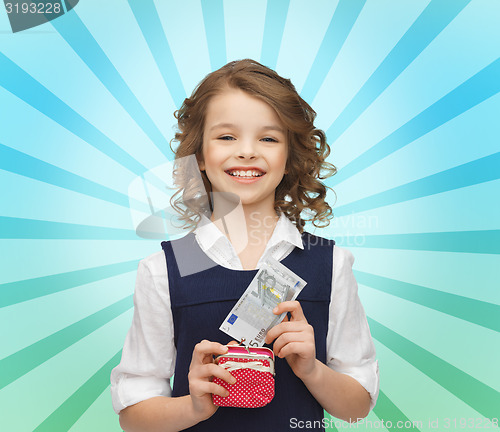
[1,0,499,431]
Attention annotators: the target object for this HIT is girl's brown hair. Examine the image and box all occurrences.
[170,58,336,234]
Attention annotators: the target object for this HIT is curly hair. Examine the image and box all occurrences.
[169,59,336,234]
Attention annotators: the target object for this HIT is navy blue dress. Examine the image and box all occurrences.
[161,231,335,431]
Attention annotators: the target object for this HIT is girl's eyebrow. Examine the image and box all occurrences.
[209,122,285,133]
[209,122,235,131]
[261,125,285,133]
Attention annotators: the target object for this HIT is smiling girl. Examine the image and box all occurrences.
[111,59,379,431]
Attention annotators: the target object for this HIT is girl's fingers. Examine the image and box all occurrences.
[206,363,237,385]
[189,362,236,385]
[190,340,228,367]
[273,301,307,322]
[191,381,229,398]
[265,321,311,344]
[277,341,313,359]
[272,332,309,357]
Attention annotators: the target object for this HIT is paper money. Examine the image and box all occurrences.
[219,257,306,347]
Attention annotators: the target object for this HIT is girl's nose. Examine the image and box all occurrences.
[236,139,258,159]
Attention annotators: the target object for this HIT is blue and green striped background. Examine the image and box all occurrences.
[1,0,499,431]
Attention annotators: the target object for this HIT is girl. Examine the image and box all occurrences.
[111,59,379,431]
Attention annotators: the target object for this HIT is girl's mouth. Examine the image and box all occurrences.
[224,169,266,183]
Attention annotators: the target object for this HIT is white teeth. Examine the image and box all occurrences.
[227,169,263,178]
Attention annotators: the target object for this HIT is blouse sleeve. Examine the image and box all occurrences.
[110,252,177,414]
[326,246,380,411]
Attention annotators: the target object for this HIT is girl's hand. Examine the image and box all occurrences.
[188,340,237,421]
[264,301,318,381]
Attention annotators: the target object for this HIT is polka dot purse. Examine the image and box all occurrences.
[212,345,275,408]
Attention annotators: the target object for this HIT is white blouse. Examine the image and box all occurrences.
[110,214,380,414]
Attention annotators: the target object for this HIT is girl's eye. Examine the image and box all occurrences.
[218,136,235,141]
[261,137,278,143]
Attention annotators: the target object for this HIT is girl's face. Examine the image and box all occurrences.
[200,88,288,210]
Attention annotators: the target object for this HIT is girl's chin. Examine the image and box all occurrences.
[236,195,273,207]
[209,190,258,204]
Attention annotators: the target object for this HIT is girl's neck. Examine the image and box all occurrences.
[210,200,279,259]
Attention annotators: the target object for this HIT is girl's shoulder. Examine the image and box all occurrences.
[334,243,355,262]
[301,231,356,267]
[139,249,167,276]
[301,230,336,251]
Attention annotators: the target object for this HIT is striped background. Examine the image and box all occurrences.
[0,1,499,431]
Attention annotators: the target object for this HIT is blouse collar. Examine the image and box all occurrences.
[194,212,304,258]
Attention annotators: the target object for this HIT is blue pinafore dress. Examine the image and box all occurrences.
[161,231,334,431]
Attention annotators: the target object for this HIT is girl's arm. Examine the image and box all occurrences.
[120,341,235,432]
[300,359,371,422]
[266,246,379,421]
[111,256,234,431]
[119,395,204,432]
[265,301,371,422]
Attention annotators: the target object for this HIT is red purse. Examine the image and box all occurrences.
[212,345,275,408]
